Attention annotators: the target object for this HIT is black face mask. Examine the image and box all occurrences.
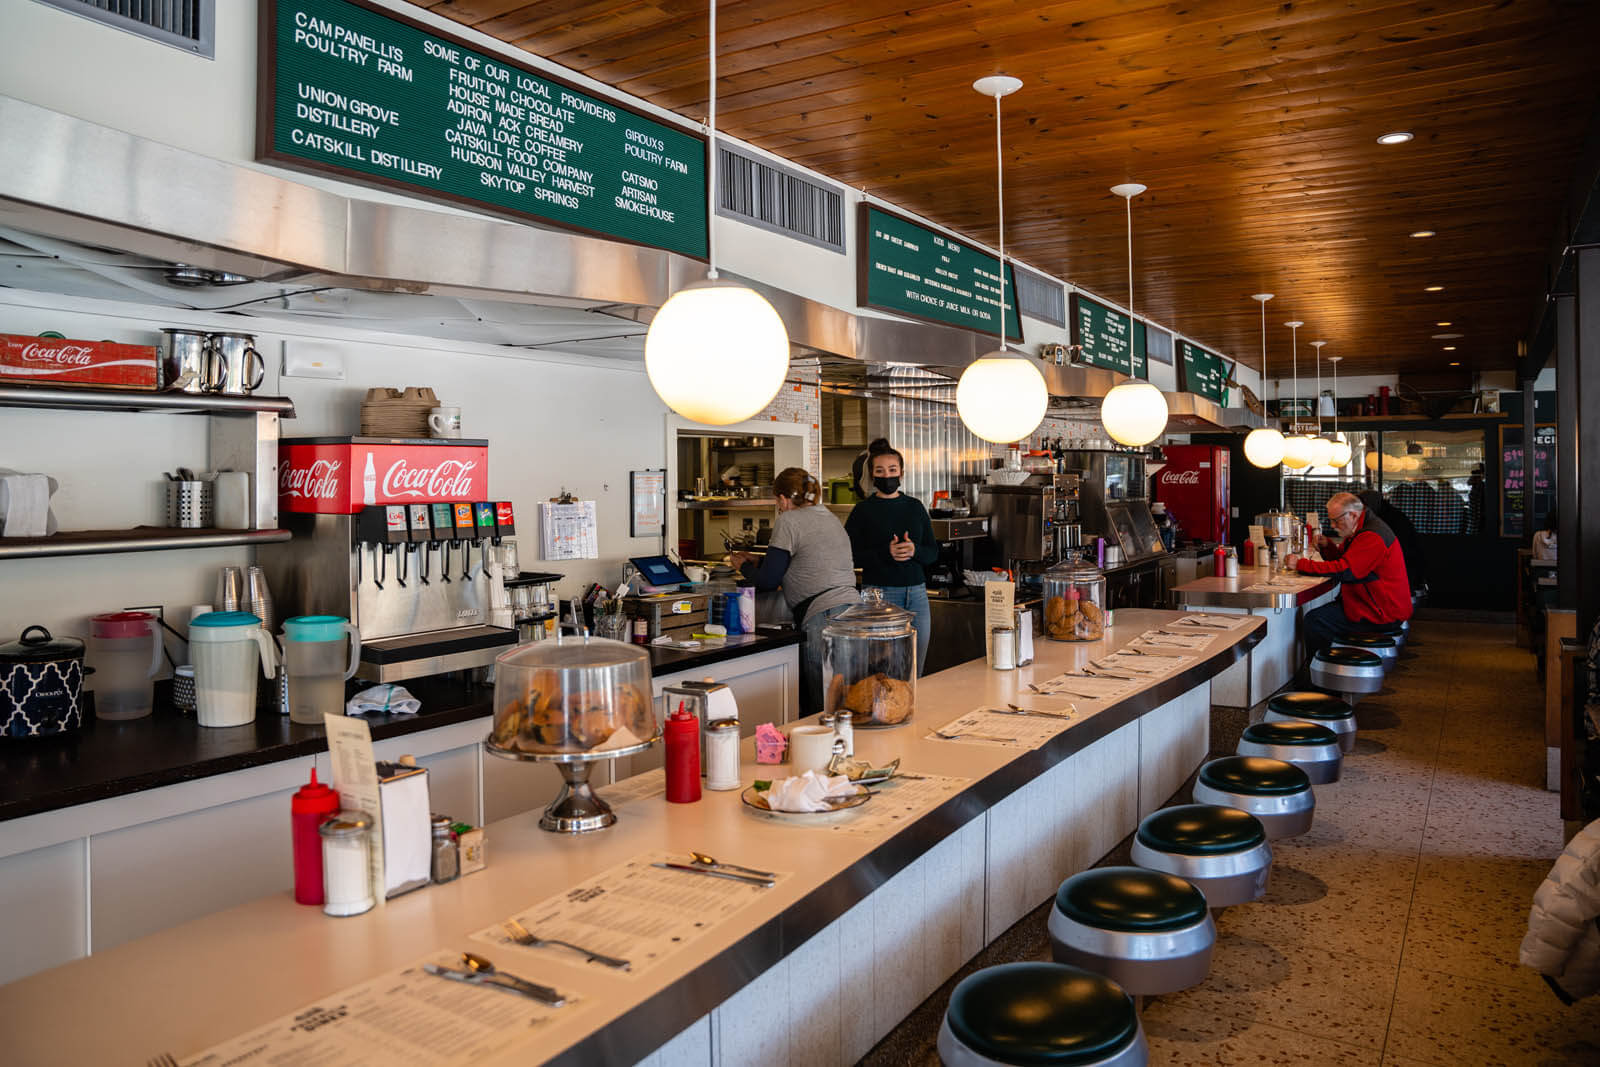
[873,476,901,495]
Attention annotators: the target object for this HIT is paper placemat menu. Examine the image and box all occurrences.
[1171,613,1257,631]
[925,709,1075,750]
[1029,671,1139,701]
[597,767,667,806]
[1098,648,1196,676]
[471,850,782,978]
[176,949,575,1066]
[1132,630,1214,652]
[743,772,970,836]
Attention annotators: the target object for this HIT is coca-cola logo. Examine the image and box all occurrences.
[1159,470,1201,485]
[18,342,96,366]
[381,458,479,499]
[281,459,344,499]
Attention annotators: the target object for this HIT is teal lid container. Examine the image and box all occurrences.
[282,615,352,642]
[190,611,262,629]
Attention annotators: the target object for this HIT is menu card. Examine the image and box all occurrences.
[1029,671,1139,701]
[926,709,1075,750]
[1132,629,1214,652]
[470,850,784,978]
[1170,613,1255,631]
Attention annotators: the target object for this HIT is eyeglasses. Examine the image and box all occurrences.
[1328,510,1356,526]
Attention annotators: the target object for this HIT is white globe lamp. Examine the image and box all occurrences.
[645,279,789,425]
[1243,426,1287,468]
[957,352,1048,443]
[1100,380,1169,447]
[1305,435,1335,468]
[1281,434,1316,469]
[1328,438,1353,468]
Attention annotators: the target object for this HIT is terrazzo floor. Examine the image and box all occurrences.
[861,621,1600,1065]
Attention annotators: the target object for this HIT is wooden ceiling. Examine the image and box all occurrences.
[422,0,1600,378]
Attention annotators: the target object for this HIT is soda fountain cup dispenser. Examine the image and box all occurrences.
[259,437,516,683]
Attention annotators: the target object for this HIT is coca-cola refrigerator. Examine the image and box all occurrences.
[1153,444,1230,544]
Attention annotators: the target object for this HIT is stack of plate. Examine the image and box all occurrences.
[756,461,775,486]
[740,463,760,486]
[360,387,438,438]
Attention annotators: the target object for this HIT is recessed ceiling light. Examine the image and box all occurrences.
[1377,131,1414,145]
[1436,321,1452,326]
[1443,346,1457,351]
[1410,230,1436,238]
[1432,332,1463,339]
[1424,285,1444,292]
[1448,361,1460,366]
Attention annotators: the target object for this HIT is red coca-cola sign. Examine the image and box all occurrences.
[1159,469,1201,486]
[279,440,489,514]
[0,333,159,390]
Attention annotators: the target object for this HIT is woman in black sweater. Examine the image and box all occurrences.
[844,438,938,673]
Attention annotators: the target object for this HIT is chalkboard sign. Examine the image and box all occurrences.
[1178,340,1229,403]
[857,205,1022,341]
[1069,293,1133,375]
[1500,423,1555,538]
[258,0,708,258]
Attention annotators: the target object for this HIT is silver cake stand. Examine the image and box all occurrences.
[485,737,656,833]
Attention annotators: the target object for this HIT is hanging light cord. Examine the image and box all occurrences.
[1332,356,1339,434]
[1260,299,1270,411]
[1125,195,1134,315]
[993,92,1005,351]
[705,0,719,282]
[1291,325,1299,424]
[1314,344,1322,436]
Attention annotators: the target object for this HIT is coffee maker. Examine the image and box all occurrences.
[976,472,1081,576]
[258,437,518,682]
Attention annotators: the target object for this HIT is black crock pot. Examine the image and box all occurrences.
[0,626,87,738]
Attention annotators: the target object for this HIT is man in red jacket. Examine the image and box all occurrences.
[1287,492,1413,655]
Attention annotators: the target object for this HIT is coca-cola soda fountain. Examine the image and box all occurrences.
[258,436,518,682]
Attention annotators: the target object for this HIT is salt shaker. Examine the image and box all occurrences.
[704,718,741,790]
[836,710,855,757]
[319,810,375,917]
[430,813,459,884]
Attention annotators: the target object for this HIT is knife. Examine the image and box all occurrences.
[651,862,775,888]
[422,963,566,1006]
[998,705,1075,720]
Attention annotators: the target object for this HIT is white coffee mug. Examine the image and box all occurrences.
[428,406,462,439]
[789,725,838,775]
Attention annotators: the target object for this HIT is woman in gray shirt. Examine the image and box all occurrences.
[731,468,859,716]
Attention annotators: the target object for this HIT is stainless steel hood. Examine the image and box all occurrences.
[0,95,993,369]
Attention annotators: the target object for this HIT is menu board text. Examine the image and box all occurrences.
[857,206,1022,340]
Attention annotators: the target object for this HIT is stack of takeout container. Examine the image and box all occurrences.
[359,387,438,438]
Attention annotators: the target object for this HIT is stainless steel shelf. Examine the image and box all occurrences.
[0,527,293,560]
[0,383,297,417]
[677,499,778,510]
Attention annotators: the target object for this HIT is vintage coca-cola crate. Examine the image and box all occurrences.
[0,334,160,390]
[280,437,490,514]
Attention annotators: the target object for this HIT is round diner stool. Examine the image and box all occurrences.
[1265,690,1357,753]
[937,961,1148,1067]
[1237,720,1343,783]
[1047,867,1216,996]
[1331,632,1399,670]
[1129,804,1272,910]
[1191,756,1315,840]
[1309,647,1385,705]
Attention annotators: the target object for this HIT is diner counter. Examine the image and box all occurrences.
[0,631,800,824]
[0,609,1262,1067]
[1171,566,1337,609]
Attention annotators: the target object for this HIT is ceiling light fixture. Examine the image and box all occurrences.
[1098,182,1168,447]
[1443,345,1457,351]
[1424,285,1444,292]
[1326,355,1352,468]
[643,0,790,426]
[1377,131,1414,145]
[955,76,1049,444]
[1436,321,1452,327]
[1243,293,1286,468]
[1449,361,1461,367]
[1409,230,1436,238]
[1280,320,1315,469]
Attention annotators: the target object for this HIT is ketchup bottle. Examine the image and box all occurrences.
[664,703,702,803]
[291,767,340,905]
[1241,539,1256,567]
[1213,544,1227,578]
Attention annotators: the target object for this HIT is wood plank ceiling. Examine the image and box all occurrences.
[423,0,1600,378]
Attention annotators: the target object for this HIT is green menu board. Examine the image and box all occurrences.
[1178,340,1229,402]
[258,0,707,258]
[857,205,1022,341]
[1130,319,1150,378]
[1069,293,1133,374]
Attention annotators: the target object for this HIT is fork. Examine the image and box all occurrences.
[504,918,632,971]
[935,728,1017,743]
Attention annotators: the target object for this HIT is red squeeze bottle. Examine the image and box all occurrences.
[664,702,702,804]
[1213,545,1227,578]
[1241,539,1255,567]
[291,767,340,905]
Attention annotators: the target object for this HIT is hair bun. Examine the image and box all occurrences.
[867,437,893,454]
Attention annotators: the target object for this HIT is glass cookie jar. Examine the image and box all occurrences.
[1041,554,1108,642]
[821,588,916,727]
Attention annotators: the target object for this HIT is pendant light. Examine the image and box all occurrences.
[644,0,790,426]
[1243,293,1287,468]
[955,76,1048,444]
[1327,354,1352,467]
[1279,320,1315,469]
[1099,183,1169,446]
[1304,340,1335,468]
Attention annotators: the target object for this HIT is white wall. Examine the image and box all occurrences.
[0,287,670,643]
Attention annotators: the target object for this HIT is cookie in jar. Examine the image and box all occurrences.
[1041,554,1107,642]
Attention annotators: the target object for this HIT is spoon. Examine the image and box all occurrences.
[688,851,775,879]
[456,953,565,1005]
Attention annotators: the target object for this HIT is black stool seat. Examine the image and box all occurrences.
[1199,756,1311,796]
[1136,804,1266,856]
[1055,867,1209,932]
[1314,647,1383,668]
[1335,633,1396,649]
[1242,721,1340,747]
[1266,691,1353,720]
[943,962,1142,1065]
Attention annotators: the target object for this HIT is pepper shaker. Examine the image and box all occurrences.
[836,710,855,757]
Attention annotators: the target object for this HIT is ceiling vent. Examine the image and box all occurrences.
[1014,266,1065,327]
[33,0,214,58]
[717,145,846,254]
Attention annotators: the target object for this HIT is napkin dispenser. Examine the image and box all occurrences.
[660,679,739,774]
[375,759,432,898]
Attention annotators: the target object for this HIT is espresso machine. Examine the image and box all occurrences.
[258,437,518,682]
[976,472,1081,585]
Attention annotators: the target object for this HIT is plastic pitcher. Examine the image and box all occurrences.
[281,616,361,725]
[88,611,164,720]
[190,611,277,728]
